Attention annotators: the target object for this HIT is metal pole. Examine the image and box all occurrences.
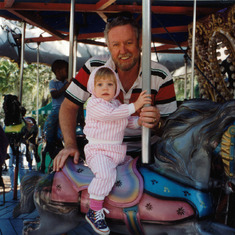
[14,21,25,200]
[68,0,75,80]
[190,0,197,99]
[73,35,77,78]
[19,22,26,103]
[184,56,188,99]
[13,145,19,200]
[142,0,151,164]
[36,43,40,125]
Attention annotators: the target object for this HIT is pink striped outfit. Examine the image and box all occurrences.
[84,66,139,200]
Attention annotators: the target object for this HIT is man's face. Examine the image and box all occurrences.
[107,24,141,72]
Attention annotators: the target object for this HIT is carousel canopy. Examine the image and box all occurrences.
[0,1,233,71]
[0,1,234,52]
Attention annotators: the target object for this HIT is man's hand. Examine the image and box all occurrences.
[138,106,160,129]
[53,146,80,171]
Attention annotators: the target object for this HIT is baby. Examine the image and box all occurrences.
[84,66,151,234]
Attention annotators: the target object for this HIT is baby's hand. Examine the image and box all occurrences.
[134,90,151,111]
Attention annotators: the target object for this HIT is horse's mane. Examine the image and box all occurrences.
[155,99,235,189]
[164,99,235,143]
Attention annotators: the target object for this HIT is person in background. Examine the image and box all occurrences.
[0,125,9,187]
[8,142,26,190]
[42,60,70,172]
[53,12,177,172]
[84,66,151,234]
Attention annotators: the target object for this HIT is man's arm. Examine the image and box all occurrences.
[53,98,80,171]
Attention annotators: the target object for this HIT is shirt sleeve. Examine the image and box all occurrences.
[127,116,140,129]
[49,80,56,92]
[65,66,90,106]
[151,62,177,116]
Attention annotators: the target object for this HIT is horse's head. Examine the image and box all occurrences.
[3,94,23,126]
[154,99,235,189]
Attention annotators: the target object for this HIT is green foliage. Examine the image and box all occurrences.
[0,58,54,127]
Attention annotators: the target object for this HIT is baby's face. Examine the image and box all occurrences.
[94,78,116,102]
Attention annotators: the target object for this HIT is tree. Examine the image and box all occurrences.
[0,57,53,127]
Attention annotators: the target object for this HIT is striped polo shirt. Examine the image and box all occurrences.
[65,55,177,140]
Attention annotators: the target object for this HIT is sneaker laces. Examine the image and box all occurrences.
[94,208,110,222]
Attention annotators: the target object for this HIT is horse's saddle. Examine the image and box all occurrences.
[51,156,144,208]
[4,122,25,134]
[51,157,197,235]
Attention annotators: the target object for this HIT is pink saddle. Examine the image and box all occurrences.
[51,156,144,208]
[51,157,195,234]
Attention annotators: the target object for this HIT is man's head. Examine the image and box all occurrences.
[104,12,141,45]
[104,12,142,72]
[51,60,68,81]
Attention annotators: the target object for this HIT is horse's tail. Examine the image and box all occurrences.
[13,171,43,218]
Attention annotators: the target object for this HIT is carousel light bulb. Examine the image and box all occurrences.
[221,91,226,96]
[229,65,235,71]
[220,66,225,72]
[227,57,232,63]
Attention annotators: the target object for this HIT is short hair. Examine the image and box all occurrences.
[94,67,117,87]
[51,60,68,74]
[104,12,141,45]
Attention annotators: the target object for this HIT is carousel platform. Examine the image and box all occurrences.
[0,173,39,235]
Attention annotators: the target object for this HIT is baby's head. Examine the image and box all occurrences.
[94,67,117,87]
[88,66,120,100]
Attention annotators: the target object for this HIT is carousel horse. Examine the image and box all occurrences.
[13,99,235,235]
[3,94,39,171]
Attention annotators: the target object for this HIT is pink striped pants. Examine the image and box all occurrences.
[84,143,127,200]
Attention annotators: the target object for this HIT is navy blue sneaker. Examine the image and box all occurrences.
[85,208,110,235]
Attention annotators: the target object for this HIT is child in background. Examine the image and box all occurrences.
[42,60,70,169]
[84,66,151,235]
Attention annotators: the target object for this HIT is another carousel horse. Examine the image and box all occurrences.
[14,99,235,235]
[3,94,39,162]
[3,94,39,198]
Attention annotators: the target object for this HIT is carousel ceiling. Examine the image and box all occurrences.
[0,0,234,53]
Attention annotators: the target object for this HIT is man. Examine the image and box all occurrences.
[53,12,177,171]
[8,142,26,191]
